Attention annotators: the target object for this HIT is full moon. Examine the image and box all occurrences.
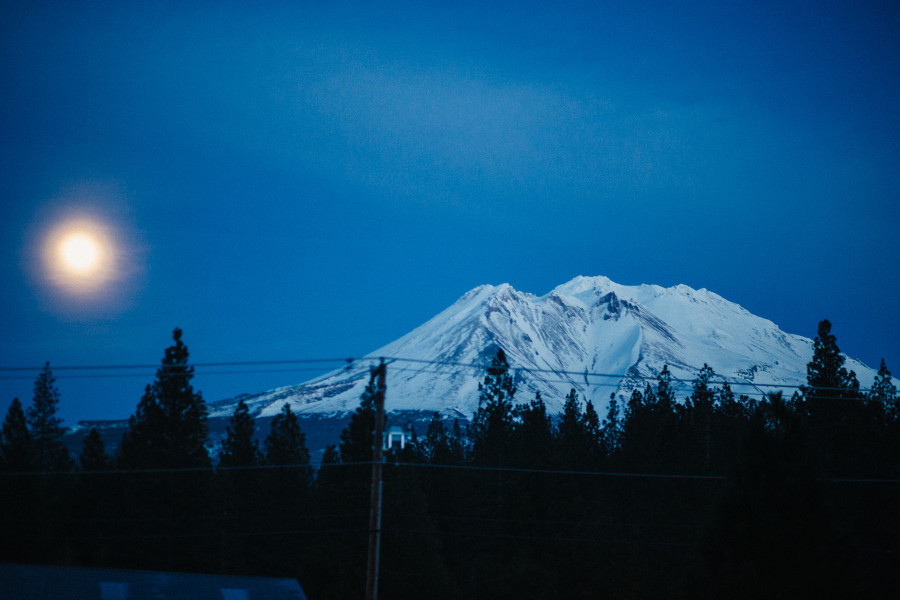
[42,218,117,295]
[60,232,101,274]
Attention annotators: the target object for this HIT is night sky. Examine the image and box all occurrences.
[2,1,898,424]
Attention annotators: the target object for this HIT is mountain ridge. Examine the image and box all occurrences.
[208,275,882,420]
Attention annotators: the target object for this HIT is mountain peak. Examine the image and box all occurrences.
[550,274,615,297]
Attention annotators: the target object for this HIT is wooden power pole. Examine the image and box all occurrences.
[365,360,386,600]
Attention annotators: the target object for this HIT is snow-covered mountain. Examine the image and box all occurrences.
[208,275,880,419]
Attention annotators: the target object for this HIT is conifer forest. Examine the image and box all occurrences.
[2,321,899,598]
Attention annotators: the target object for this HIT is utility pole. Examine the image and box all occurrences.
[365,360,386,600]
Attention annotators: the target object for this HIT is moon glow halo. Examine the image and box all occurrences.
[43,219,117,296]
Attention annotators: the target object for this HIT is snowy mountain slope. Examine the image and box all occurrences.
[208,275,883,419]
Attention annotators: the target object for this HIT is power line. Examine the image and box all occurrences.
[0,366,339,381]
[0,357,354,372]
[0,354,888,396]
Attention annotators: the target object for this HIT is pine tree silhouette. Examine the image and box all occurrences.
[219,399,260,468]
[470,349,516,465]
[1,398,33,471]
[27,363,71,471]
[79,428,110,471]
[118,328,210,469]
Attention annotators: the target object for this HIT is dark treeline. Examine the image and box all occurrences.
[1,321,898,598]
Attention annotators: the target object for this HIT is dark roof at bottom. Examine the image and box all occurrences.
[0,563,307,600]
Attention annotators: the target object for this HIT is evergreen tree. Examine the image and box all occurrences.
[79,428,110,471]
[449,418,465,464]
[582,400,601,454]
[512,392,555,468]
[154,328,209,468]
[27,363,71,471]
[801,320,865,476]
[339,375,380,464]
[112,330,214,573]
[803,319,860,402]
[687,363,716,468]
[470,349,517,465]
[715,380,746,419]
[264,404,311,470]
[655,364,676,410]
[262,403,312,507]
[689,364,716,408]
[0,398,39,565]
[619,386,648,466]
[320,443,340,466]
[624,386,645,424]
[710,381,752,474]
[421,415,466,464]
[1,398,33,471]
[619,369,680,472]
[869,358,897,420]
[118,328,210,469]
[117,385,165,469]
[74,427,114,567]
[601,393,621,456]
[219,399,260,468]
[423,412,453,464]
[557,388,586,468]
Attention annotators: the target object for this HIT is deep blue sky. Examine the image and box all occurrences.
[2,1,898,424]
